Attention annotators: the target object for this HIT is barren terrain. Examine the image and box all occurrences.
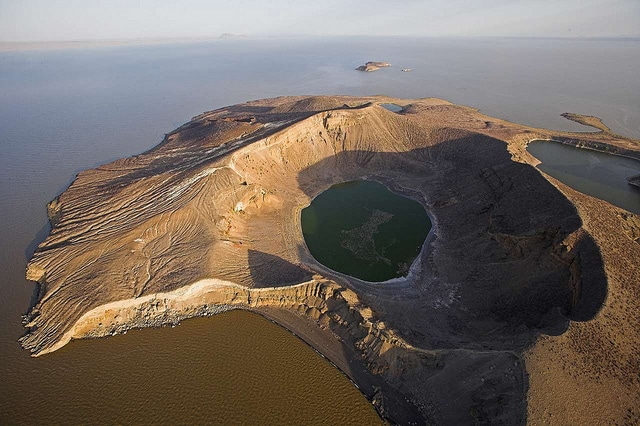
[23,96,640,424]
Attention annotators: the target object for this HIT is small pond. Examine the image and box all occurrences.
[527,140,640,214]
[380,103,403,112]
[301,180,431,282]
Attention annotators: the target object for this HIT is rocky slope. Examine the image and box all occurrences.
[23,95,640,424]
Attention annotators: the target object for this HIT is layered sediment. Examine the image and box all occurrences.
[23,95,640,424]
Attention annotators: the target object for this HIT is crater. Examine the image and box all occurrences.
[301,180,431,282]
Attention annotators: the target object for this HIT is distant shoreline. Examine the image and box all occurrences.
[0,35,249,52]
[2,34,638,52]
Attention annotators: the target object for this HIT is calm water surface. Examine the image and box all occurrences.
[527,140,640,214]
[2,311,380,424]
[1,37,638,423]
[380,103,403,112]
[302,181,430,281]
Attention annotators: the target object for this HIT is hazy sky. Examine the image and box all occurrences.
[1,0,639,42]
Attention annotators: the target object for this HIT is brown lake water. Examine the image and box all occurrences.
[1,311,380,424]
[1,36,638,423]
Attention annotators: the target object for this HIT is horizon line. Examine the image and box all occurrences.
[1,33,638,52]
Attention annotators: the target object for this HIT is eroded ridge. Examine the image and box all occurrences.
[23,95,640,424]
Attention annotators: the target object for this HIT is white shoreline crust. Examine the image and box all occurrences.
[39,277,383,356]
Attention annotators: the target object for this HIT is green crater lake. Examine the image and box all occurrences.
[301,180,431,282]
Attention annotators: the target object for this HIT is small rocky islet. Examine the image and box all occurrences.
[355,61,391,71]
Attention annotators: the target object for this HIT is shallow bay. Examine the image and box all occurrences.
[2,311,380,424]
[527,140,640,214]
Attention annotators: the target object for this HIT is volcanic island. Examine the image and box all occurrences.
[356,61,391,72]
[22,96,640,425]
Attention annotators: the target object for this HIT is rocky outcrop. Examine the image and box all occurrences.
[356,61,391,72]
[561,112,611,133]
[22,95,640,424]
